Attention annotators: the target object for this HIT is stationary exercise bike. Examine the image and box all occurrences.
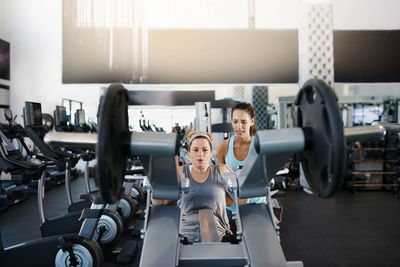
[21,103,126,250]
[0,129,104,267]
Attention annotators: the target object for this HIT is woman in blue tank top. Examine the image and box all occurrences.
[217,102,266,210]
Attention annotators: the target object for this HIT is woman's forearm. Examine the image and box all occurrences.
[238,198,250,205]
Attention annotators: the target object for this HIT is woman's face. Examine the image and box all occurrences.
[232,109,254,137]
[189,138,212,169]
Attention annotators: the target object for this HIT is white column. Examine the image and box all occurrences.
[298,2,334,87]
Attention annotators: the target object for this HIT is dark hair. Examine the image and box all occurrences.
[231,102,258,136]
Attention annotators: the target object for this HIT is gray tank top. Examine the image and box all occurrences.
[180,165,231,242]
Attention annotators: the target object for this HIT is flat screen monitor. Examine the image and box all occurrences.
[24,102,43,127]
[55,106,68,126]
[334,30,400,82]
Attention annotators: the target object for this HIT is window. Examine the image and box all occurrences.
[148,0,248,29]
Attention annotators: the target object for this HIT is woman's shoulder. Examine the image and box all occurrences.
[216,139,229,162]
[217,138,230,155]
[217,138,229,149]
[217,163,233,173]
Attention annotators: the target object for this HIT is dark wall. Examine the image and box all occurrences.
[334,30,400,83]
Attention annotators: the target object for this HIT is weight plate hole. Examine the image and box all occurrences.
[305,86,317,104]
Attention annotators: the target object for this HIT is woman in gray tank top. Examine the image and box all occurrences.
[179,130,232,243]
[152,130,233,243]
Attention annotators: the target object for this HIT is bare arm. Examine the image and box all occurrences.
[225,190,249,207]
[238,197,250,205]
[175,155,183,178]
[219,163,233,173]
[229,194,249,206]
[219,163,249,206]
[216,139,229,165]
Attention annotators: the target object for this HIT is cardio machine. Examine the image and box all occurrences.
[0,128,104,267]
[20,102,123,249]
[74,109,92,133]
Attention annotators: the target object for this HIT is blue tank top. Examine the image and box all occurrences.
[225,136,255,171]
[224,136,265,209]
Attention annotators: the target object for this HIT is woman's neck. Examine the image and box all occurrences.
[191,165,210,183]
[191,165,210,174]
[235,134,252,144]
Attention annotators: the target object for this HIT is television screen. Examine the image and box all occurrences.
[56,106,68,125]
[0,39,10,80]
[25,102,43,127]
[334,30,400,82]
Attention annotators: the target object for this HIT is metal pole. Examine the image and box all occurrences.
[65,161,73,206]
[344,125,385,143]
[37,169,47,224]
[84,160,91,193]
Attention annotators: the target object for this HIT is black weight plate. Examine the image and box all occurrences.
[130,183,145,203]
[120,195,138,222]
[295,79,345,197]
[96,84,129,203]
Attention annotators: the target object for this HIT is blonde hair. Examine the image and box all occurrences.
[187,130,213,150]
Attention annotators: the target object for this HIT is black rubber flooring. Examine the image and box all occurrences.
[0,176,98,247]
[0,176,143,267]
[280,189,400,267]
[1,176,400,267]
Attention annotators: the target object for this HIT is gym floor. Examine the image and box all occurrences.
[280,189,400,267]
[1,175,400,267]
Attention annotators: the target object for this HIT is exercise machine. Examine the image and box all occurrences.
[74,109,92,133]
[54,105,73,132]
[45,80,390,267]
[0,129,104,266]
